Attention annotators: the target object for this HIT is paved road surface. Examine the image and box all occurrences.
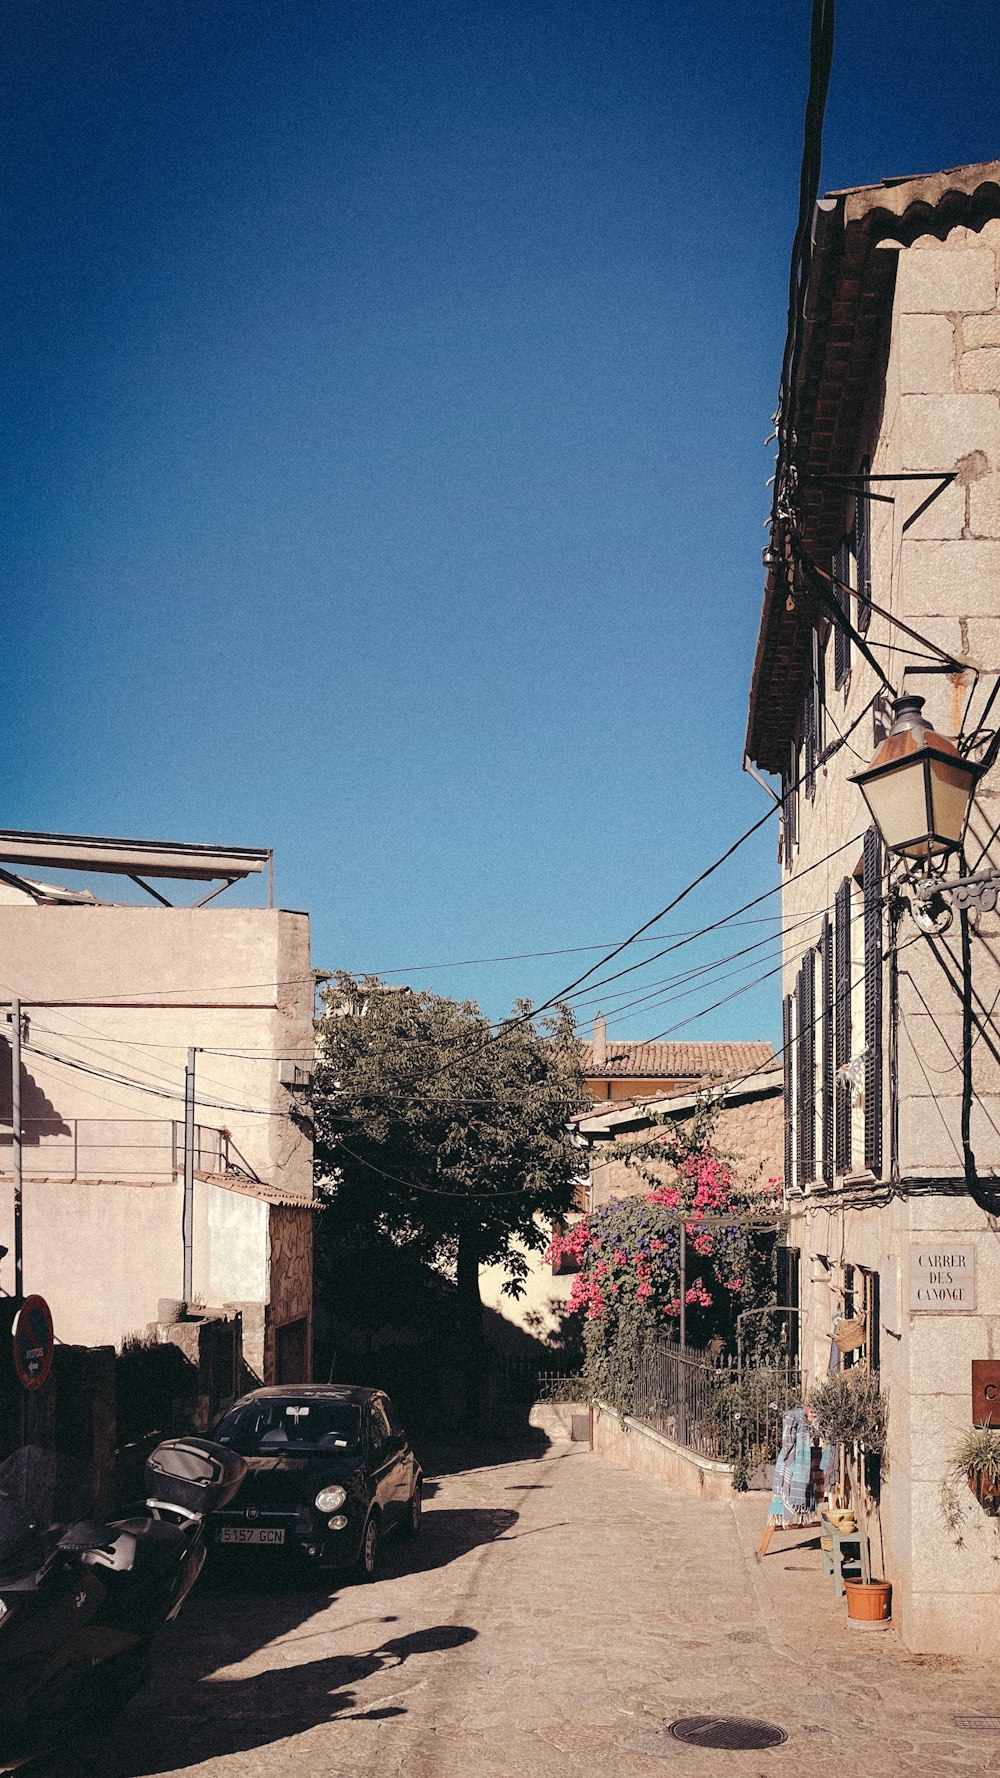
[95,1435,997,1778]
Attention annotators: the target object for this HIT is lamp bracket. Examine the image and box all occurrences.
[916,870,1000,917]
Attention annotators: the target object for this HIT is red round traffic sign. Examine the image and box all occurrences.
[13,1295,54,1390]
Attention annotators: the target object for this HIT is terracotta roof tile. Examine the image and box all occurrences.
[580,1039,775,1079]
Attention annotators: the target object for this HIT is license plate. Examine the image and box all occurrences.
[217,1526,286,1545]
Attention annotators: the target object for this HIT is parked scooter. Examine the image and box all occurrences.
[0,1436,246,1771]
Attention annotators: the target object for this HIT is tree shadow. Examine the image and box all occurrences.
[102,1621,478,1776]
[420,1426,552,1478]
[91,1497,514,1775]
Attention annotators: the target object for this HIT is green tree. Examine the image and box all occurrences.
[311,976,587,1426]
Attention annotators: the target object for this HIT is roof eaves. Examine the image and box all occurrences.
[746,159,1000,774]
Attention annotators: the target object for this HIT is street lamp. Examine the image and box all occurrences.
[850,695,980,862]
[851,691,999,1207]
[851,695,1000,927]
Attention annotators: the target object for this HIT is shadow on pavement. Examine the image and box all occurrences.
[103,1622,478,1775]
[96,1498,512,1776]
[419,1427,552,1478]
[381,1505,518,1577]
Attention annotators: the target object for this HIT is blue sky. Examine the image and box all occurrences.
[7,2,998,1039]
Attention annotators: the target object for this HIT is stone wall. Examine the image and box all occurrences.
[592,1404,735,1501]
[265,1203,314,1383]
[781,216,1000,1655]
[589,1089,783,1207]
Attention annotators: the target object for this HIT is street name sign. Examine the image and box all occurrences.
[909,1245,975,1313]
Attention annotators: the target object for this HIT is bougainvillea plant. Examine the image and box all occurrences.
[548,1101,782,1418]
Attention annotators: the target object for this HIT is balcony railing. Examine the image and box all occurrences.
[0,1119,231,1181]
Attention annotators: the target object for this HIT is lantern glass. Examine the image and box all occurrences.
[856,756,930,858]
[928,755,977,851]
[851,695,980,861]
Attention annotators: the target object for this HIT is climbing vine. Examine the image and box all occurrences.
[547,1100,782,1419]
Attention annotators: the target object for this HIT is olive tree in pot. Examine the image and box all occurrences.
[809,1370,890,1622]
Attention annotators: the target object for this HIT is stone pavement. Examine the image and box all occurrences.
[97,1436,1000,1778]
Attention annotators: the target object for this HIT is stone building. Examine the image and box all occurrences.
[745,160,1000,1654]
[581,1015,774,1104]
[0,830,315,1386]
[480,1039,781,1348]
[574,1063,784,1208]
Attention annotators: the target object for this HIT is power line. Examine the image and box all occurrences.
[22,1042,290,1121]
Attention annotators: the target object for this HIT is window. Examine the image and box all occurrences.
[804,629,824,800]
[370,1401,392,1456]
[820,914,834,1185]
[795,950,816,1187]
[833,535,852,688]
[782,742,798,868]
[834,877,853,1173]
[855,456,872,635]
[803,678,816,799]
[215,1398,361,1455]
[863,828,884,1177]
[782,993,794,1192]
[776,1245,800,1361]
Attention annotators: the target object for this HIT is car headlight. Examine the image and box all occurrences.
[315,1485,347,1512]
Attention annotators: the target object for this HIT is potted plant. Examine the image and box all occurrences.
[809,1370,891,1623]
[947,1427,1000,1515]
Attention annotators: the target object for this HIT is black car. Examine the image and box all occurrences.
[208,1384,422,1578]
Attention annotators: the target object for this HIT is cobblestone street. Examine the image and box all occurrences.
[100,1437,999,1778]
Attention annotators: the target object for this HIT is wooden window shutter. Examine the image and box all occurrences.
[834,876,852,1173]
[804,677,816,799]
[782,742,798,868]
[820,914,834,1185]
[833,536,851,687]
[855,457,872,636]
[782,993,794,1192]
[776,1245,800,1360]
[863,827,884,1176]
[797,951,815,1186]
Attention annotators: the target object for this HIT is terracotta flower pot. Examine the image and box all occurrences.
[844,1578,891,1623]
[968,1470,1000,1511]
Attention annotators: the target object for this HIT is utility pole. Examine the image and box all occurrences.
[10,999,22,1303]
[183,1047,196,1306]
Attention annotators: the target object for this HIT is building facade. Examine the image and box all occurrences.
[746,161,1000,1654]
[0,833,315,1386]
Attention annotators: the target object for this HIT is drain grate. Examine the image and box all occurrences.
[955,1716,1000,1731]
[668,1717,788,1750]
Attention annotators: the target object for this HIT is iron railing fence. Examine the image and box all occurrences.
[632,1338,801,1470]
[533,1371,586,1404]
[0,1118,231,1180]
[490,1358,585,1405]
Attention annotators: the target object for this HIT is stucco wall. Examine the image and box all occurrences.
[0,903,313,1364]
[0,904,313,1214]
[480,1221,581,1351]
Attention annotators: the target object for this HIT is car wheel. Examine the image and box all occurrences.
[401,1481,422,1538]
[355,1512,381,1581]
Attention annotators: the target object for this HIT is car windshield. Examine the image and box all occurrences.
[214,1400,363,1455]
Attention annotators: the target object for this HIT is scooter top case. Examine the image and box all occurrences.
[144,1438,246,1515]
